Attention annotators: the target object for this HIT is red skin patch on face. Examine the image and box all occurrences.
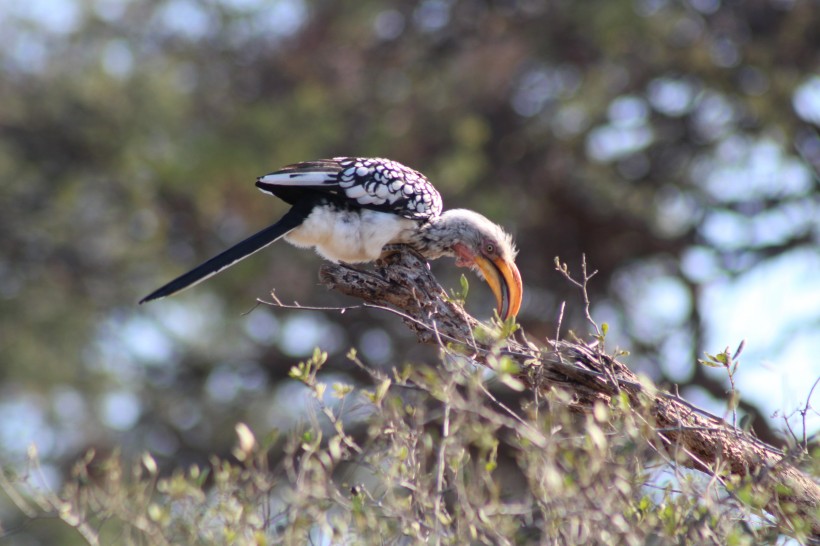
[453,243,475,268]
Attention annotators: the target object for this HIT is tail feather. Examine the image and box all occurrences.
[139,207,306,304]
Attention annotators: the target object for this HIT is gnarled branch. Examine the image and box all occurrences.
[319,250,820,540]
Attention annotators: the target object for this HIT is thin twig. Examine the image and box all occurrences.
[551,300,567,365]
[801,376,820,450]
[434,403,451,529]
[554,255,601,337]
[257,297,364,313]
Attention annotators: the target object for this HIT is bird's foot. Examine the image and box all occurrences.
[378,244,429,268]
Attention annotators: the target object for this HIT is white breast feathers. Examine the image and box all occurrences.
[284,207,418,263]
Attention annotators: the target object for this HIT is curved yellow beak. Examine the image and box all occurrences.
[474,256,523,321]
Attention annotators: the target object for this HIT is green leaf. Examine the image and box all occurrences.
[499,373,525,392]
[141,452,158,475]
[332,382,354,398]
[288,362,307,381]
[312,347,328,367]
[374,379,391,404]
[329,435,343,460]
[496,355,520,374]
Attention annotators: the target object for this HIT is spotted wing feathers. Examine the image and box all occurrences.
[256,157,443,221]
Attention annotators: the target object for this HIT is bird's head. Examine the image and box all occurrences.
[425,209,523,321]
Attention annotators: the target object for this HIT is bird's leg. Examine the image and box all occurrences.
[336,261,366,272]
[378,244,430,268]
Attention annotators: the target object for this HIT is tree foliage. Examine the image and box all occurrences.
[8,336,817,545]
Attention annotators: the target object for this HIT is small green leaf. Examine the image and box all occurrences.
[328,435,343,460]
[374,379,391,404]
[147,503,166,523]
[288,362,306,381]
[261,429,280,452]
[499,374,525,392]
[485,443,498,472]
[312,347,328,367]
[332,382,354,398]
[235,422,256,456]
[141,452,158,475]
[496,356,520,375]
[361,389,376,403]
[593,401,609,423]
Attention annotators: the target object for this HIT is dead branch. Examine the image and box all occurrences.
[319,250,820,541]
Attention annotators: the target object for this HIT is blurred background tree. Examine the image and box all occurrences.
[0,0,818,541]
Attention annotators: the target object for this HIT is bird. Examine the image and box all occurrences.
[139,157,523,319]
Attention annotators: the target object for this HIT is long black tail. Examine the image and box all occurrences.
[139,207,306,304]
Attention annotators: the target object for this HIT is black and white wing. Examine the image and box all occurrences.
[255,157,443,221]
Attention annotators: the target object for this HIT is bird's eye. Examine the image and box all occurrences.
[485,243,495,254]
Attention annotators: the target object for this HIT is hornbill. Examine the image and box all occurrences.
[140,157,523,319]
